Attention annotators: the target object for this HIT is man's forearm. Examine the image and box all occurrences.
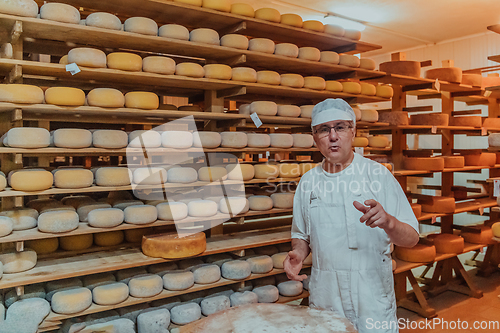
[291,238,311,261]
[384,216,419,247]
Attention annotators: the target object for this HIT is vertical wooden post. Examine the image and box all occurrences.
[391,85,406,171]
[440,92,454,233]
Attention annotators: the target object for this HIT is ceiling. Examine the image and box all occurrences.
[245,0,500,56]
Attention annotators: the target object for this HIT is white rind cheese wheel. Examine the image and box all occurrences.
[188,200,218,217]
[280,74,304,88]
[376,85,394,98]
[51,288,92,314]
[95,167,132,186]
[157,202,188,221]
[410,113,449,126]
[162,130,193,148]
[304,76,326,90]
[277,105,301,117]
[10,169,53,191]
[226,163,255,180]
[6,128,50,148]
[0,0,38,17]
[190,28,220,45]
[107,52,143,72]
[88,208,124,228]
[0,208,38,231]
[204,64,232,80]
[248,195,273,211]
[45,87,85,106]
[167,167,198,183]
[230,291,258,307]
[342,81,361,94]
[0,249,36,273]
[253,285,279,303]
[129,274,163,297]
[319,51,340,64]
[339,54,360,68]
[158,24,189,40]
[246,255,273,274]
[193,131,221,148]
[325,81,343,92]
[249,38,275,54]
[274,43,299,58]
[302,20,324,32]
[360,109,379,122]
[219,197,249,215]
[133,168,167,185]
[128,130,162,148]
[298,47,321,61]
[232,67,257,82]
[40,3,80,24]
[277,280,303,296]
[192,264,221,284]
[0,84,44,104]
[87,88,125,108]
[353,137,369,147]
[292,133,314,148]
[280,13,303,27]
[325,24,345,36]
[198,167,227,181]
[344,29,362,40]
[59,234,93,251]
[221,131,247,148]
[124,17,158,36]
[54,169,93,189]
[254,164,279,179]
[488,133,500,147]
[67,48,106,68]
[360,82,376,96]
[163,271,194,290]
[0,216,13,237]
[269,133,293,148]
[250,101,278,116]
[221,260,251,280]
[378,111,409,126]
[201,295,231,316]
[231,3,254,17]
[271,252,287,269]
[254,8,280,23]
[271,193,294,209]
[170,303,201,325]
[176,62,205,78]
[220,34,249,50]
[38,210,79,233]
[53,129,92,148]
[247,133,270,148]
[404,157,444,171]
[125,91,159,110]
[368,136,389,148]
[203,0,231,12]
[257,71,281,85]
[279,163,300,178]
[360,58,376,70]
[85,12,122,30]
[93,130,128,148]
[238,104,250,114]
[92,282,129,305]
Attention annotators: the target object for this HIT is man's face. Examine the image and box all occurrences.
[313,120,355,165]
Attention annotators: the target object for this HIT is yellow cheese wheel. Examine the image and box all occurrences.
[483,118,500,130]
[339,54,360,68]
[10,169,53,191]
[319,51,339,64]
[125,91,159,110]
[26,238,59,255]
[40,3,80,24]
[190,28,220,45]
[325,81,343,92]
[275,43,299,58]
[203,0,231,12]
[60,234,94,251]
[279,163,300,178]
[344,29,362,40]
[198,167,227,181]
[376,85,394,98]
[278,105,301,117]
[341,81,361,94]
[302,20,324,32]
[0,84,44,104]
[232,67,257,82]
[124,17,158,36]
[249,38,275,54]
[87,88,125,108]
[280,74,304,88]
[67,47,106,68]
[254,164,279,179]
[280,14,302,27]
[360,82,376,96]
[368,136,389,148]
[142,232,206,259]
[158,24,189,40]
[204,64,232,80]
[324,24,345,37]
[300,163,317,175]
[0,0,38,17]
[220,34,249,50]
[142,56,176,75]
[300,105,314,118]
[230,3,255,17]
[44,87,85,106]
[174,0,202,6]
[353,137,368,147]
[443,156,465,168]
[304,76,326,90]
[257,71,281,85]
[95,167,132,186]
[428,233,464,254]
[410,113,449,126]
[254,8,281,23]
[404,157,445,171]
[395,244,436,263]
[94,230,124,246]
[492,222,500,238]
[298,47,321,61]
[175,62,205,78]
[85,12,122,30]
[59,55,68,64]
[464,153,496,167]
[250,101,277,116]
[359,58,376,70]
[107,52,143,72]
[54,169,93,189]
[360,109,379,122]
[461,226,495,245]
[378,111,408,126]
[419,196,455,214]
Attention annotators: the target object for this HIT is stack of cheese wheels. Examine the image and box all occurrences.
[410,113,449,126]
[425,67,462,84]
[395,244,436,263]
[463,153,496,167]
[427,233,464,254]
[449,116,482,127]
[418,196,455,213]
[142,232,206,259]
[379,60,421,78]
[378,111,409,126]
[404,157,444,171]
[461,225,495,244]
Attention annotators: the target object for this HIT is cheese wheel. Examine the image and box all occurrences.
[201,295,230,316]
[190,28,220,45]
[339,54,360,68]
[325,80,343,92]
[342,81,361,94]
[344,29,362,40]
[492,222,500,238]
[132,167,167,185]
[450,116,482,127]
[6,127,50,148]
[85,12,121,30]
[358,58,376,71]
[45,87,85,106]
[419,196,455,214]
[379,61,421,78]
[462,73,482,87]
[378,111,409,126]
[238,104,251,114]
[128,130,161,148]
[61,196,94,209]
[274,43,299,58]
[95,167,132,186]
[0,84,44,104]
[10,169,53,191]
[0,208,38,231]
[0,0,38,17]
[246,255,273,274]
[300,163,317,175]
[279,163,300,178]
[254,164,279,179]
[67,47,106,68]
[204,64,232,80]
[368,136,389,148]
[46,278,83,295]
[162,271,195,291]
[167,167,198,183]
[280,13,302,27]
[142,232,206,259]
[269,133,293,148]
[230,291,258,307]
[360,82,376,96]
[161,130,193,148]
[221,131,247,148]
[189,199,219,217]
[124,17,158,35]
[278,280,303,296]
[203,0,230,12]
[92,282,129,305]
[129,274,163,297]
[249,38,275,54]
[51,288,92,314]
[230,3,254,17]
[280,73,304,88]
[271,252,287,269]
[219,197,249,215]
[0,249,36,273]
[304,76,326,90]
[257,71,281,85]
[59,55,68,64]
[53,128,92,148]
[171,303,201,325]
[158,24,189,41]
[302,20,324,32]
[251,285,279,303]
[221,260,251,280]
[220,34,249,50]
[38,210,79,233]
[291,133,313,148]
[175,62,205,78]
[394,244,436,263]
[40,3,80,24]
[489,133,500,147]
[246,133,270,148]
[271,193,294,209]
[404,157,444,171]
[276,105,300,117]
[429,233,464,254]
[464,153,496,166]
[93,130,128,148]
[425,67,462,84]
[483,118,500,129]
[324,24,345,37]
[54,169,93,189]
[77,203,111,222]
[113,200,144,210]
[192,264,221,284]
[193,131,221,148]
[232,67,257,82]
[124,205,157,224]
[298,47,321,61]
[410,113,449,126]
[319,51,339,64]
[88,208,124,228]
[248,195,273,211]
[59,234,93,251]
[107,52,142,72]
[443,156,465,168]
[254,8,280,22]
[94,230,124,246]
[376,85,394,98]
[87,88,125,108]
[226,163,255,180]
[250,101,277,116]
[125,91,159,110]
[0,216,13,237]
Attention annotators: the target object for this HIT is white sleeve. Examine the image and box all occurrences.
[385,173,419,234]
[291,179,310,243]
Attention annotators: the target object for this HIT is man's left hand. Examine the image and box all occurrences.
[353,199,394,230]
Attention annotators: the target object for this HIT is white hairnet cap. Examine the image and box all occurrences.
[311,98,356,128]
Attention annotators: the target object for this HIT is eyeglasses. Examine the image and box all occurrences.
[313,122,353,139]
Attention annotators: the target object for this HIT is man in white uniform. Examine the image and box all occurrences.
[284,99,419,333]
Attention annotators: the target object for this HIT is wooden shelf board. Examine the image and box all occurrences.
[488,24,500,35]
[394,165,500,177]
[487,55,500,64]
[0,226,292,289]
[371,125,485,135]
[415,198,496,222]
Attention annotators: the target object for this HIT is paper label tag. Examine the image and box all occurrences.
[65,63,81,75]
[434,78,441,92]
[431,126,437,134]
[484,90,493,98]
[354,147,364,155]
[431,216,437,224]
[250,112,262,128]
[494,179,500,197]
